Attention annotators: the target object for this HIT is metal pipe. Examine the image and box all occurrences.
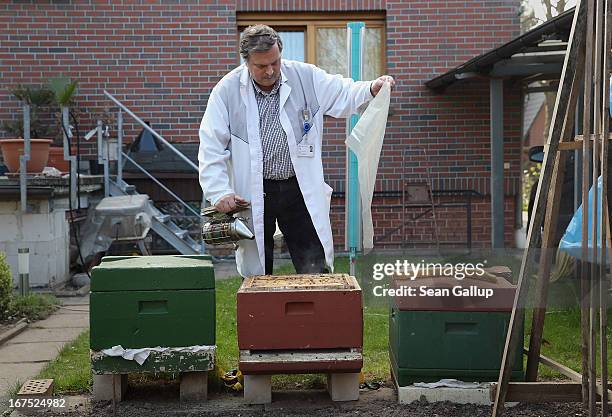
[98,120,109,197]
[20,104,30,213]
[103,90,198,171]
[490,78,505,249]
[346,22,365,277]
[117,110,123,184]
[62,107,77,207]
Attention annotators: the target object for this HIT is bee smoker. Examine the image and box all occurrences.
[201,203,254,247]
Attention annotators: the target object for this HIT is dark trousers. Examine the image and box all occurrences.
[263,176,328,275]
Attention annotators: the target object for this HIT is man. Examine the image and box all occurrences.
[199,25,394,277]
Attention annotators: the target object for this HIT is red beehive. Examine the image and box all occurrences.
[237,274,363,351]
[391,273,517,312]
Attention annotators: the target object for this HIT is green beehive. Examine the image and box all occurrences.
[389,276,524,386]
[389,308,524,385]
[90,255,215,374]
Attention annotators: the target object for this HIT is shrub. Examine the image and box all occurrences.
[0,252,14,320]
[9,294,60,321]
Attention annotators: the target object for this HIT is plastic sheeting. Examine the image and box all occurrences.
[345,81,391,251]
[413,379,488,389]
[77,195,154,264]
[559,175,609,264]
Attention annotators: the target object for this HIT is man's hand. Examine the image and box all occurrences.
[215,193,248,213]
[370,75,395,96]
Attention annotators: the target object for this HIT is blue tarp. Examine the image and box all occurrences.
[559,176,609,264]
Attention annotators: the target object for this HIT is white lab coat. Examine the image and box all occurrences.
[198,60,373,277]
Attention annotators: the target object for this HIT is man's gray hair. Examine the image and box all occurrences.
[240,25,283,61]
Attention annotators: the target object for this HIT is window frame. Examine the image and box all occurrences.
[237,12,387,75]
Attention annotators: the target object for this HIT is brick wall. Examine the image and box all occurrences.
[0,0,238,153]
[0,0,522,249]
[331,194,518,249]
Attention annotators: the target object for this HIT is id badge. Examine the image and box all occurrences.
[297,143,315,157]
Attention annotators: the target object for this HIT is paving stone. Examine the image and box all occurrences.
[0,362,46,397]
[9,327,85,344]
[32,314,88,329]
[0,341,67,363]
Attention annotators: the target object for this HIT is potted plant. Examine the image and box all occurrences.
[47,77,78,172]
[0,85,55,173]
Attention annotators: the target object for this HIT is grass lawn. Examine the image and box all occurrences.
[37,255,612,394]
[525,307,612,379]
[37,331,91,394]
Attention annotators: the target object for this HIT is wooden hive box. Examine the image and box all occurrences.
[237,274,363,351]
[389,272,524,385]
[90,255,216,374]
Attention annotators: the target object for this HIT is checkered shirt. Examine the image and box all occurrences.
[252,78,295,180]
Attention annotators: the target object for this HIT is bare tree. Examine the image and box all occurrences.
[542,0,570,138]
[520,0,539,33]
[544,0,567,20]
[521,0,571,32]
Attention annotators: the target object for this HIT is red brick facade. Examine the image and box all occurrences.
[0,0,521,249]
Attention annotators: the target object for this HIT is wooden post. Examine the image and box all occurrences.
[580,0,596,409]
[491,2,588,415]
[598,0,611,414]
[525,58,585,381]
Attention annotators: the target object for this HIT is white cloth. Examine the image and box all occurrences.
[345,82,391,251]
[101,345,215,366]
[198,60,373,277]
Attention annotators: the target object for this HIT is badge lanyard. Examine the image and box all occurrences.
[297,73,315,157]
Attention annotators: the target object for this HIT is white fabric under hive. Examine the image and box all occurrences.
[101,345,216,366]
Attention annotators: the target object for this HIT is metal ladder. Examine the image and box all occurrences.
[100,90,204,255]
[109,178,202,255]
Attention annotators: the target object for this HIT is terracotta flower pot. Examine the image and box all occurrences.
[0,138,52,173]
[48,146,70,172]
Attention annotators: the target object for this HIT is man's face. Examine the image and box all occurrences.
[246,43,281,89]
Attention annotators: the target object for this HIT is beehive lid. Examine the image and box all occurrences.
[239,274,360,292]
[95,195,150,215]
[91,255,214,291]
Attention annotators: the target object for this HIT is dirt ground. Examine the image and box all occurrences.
[11,387,611,417]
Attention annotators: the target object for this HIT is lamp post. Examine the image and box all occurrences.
[18,248,29,296]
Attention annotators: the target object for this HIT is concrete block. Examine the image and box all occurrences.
[180,371,208,402]
[93,374,127,402]
[0,214,19,240]
[243,374,272,404]
[326,373,359,402]
[51,210,66,239]
[21,213,52,240]
[397,385,492,405]
[2,241,19,255]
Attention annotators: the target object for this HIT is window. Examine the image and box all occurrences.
[278,31,305,62]
[238,12,386,79]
